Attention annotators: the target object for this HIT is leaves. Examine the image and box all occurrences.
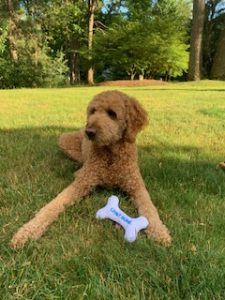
[93,0,190,79]
[0,0,223,86]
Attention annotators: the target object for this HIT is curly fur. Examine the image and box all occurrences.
[10,90,172,249]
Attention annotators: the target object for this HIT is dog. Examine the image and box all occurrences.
[10,90,171,248]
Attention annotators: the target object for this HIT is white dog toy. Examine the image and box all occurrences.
[96,195,149,242]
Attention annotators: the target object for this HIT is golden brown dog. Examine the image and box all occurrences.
[10,90,171,248]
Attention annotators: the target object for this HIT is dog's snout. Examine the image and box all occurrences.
[85,127,96,140]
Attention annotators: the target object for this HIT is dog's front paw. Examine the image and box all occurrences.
[10,224,35,249]
[146,223,172,247]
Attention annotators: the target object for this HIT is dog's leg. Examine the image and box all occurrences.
[122,172,172,246]
[132,186,172,246]
[58,131,84,162]
[10,167,98,249]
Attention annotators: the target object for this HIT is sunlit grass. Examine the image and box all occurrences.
[0,80,225,299]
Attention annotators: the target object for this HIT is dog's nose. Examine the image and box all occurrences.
[85,127,96,140]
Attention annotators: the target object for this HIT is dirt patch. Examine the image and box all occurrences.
[97,79,166,87]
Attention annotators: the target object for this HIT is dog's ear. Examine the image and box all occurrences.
[124,97,149,142]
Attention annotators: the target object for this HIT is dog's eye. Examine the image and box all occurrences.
[90,108,96,115]
[107,109,117,120]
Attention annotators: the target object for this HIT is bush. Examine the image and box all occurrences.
[0,43,68,88]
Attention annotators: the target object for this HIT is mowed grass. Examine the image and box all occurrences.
[0,80,225,299]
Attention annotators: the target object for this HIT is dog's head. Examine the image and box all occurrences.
[85,90,148,146]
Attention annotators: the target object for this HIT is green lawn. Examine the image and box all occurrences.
[0,81,225,299]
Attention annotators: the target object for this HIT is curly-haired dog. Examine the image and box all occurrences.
[10,90,172,248]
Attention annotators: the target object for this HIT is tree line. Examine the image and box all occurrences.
[0,0,224,88]
[189,0,225,80]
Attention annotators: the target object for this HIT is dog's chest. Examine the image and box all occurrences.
[91,143,138,186]
[98,153,132,186]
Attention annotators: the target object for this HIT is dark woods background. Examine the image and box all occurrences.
[0,0,224,88]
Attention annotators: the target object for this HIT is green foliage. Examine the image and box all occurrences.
[0,0,191,86]
[0,39,68,88]
[0,22,10,87]
[0,0,224,86]
[0,1,69,88]
[94,0,190,80]
[0,21,8,55]
[41,1,88,84]
[42,1,87,51]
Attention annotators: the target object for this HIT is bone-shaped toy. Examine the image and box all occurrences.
[96,195,149,242]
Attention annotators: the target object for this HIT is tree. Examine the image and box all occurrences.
[87,0,103,84]
[211,26,225,79]
[4,0,224,87]
[41,0,87,85]
[203,0,225,77]
[0,0,68,88]
[87,0,96,84]
[93,0,190,81]
[188,0,205,81]
[5,0,19,62]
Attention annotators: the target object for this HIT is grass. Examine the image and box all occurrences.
[0,80,225,299]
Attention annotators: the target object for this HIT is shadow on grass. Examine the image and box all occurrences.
[1,126,224,204]
[1,126,224,241]
[139,144,225,200]
[0,126,81,176]
[1,128,225,300]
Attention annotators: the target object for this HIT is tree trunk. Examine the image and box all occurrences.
[70,50,80,85]
[210,27,225,79]
[188,0,205,81]
[87,67,94,84]
[130,73,135,80]
[128,65,136,80]
[87,0,96,85]
[6,0,18,62]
